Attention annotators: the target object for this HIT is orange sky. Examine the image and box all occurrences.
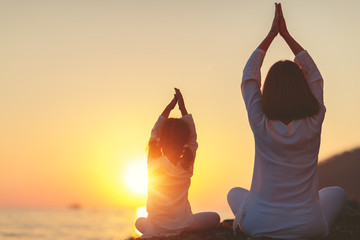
[1,1,360,215]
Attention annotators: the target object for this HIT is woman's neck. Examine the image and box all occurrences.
[281,119,292,125]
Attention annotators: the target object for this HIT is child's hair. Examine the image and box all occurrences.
[261,60,320,121]
[148,118,194,170]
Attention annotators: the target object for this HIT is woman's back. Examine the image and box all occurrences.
[244,118,328,238]
[252,118,321,203]
[229,4,345,239]
[238,48,329,238]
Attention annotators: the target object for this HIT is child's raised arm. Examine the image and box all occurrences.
[161,94,177,118]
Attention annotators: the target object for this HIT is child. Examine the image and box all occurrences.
[135,88,220,237]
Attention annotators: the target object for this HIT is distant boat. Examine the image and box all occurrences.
[68,203,82,209]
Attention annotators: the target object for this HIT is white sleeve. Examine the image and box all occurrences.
[150,115,165,140]
[181,114,198,157]
[294,50,326,120]
[241,49,266,130]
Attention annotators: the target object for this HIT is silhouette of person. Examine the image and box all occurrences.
[135,88,220,237]
[227,3,346,239]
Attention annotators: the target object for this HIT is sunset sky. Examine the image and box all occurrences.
[1,0,360,216]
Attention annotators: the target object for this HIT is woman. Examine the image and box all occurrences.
[227,3,346,239]
[136,88,220,238]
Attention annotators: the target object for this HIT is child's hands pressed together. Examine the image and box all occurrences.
[175,88,188,116]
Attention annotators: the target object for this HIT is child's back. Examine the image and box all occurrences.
[135,89,219,237]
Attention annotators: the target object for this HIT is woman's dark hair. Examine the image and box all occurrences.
[261,60,320,121]
[148,118,194,170]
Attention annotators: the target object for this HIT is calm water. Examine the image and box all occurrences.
[0,208,138,240]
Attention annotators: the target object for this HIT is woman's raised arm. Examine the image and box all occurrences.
[278,3,304,55]
[257,3,280,52]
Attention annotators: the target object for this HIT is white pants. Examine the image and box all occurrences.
[227,186,346,230]
[318,186,347,227]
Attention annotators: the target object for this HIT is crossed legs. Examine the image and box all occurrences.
[227,187,249,216]
[135,212,220,234]
[227,186,346,229]
[319,186,346,228]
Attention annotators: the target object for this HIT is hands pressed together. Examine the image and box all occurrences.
[162,4,304,119]
[258,3,304,56]
[269,3,289,39]
[161,88,188,118]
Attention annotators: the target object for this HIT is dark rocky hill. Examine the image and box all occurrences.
[319,147,360,201]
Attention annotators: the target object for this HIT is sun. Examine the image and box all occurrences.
[124,158,148,195]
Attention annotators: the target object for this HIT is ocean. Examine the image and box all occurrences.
[0,207,233,240]
[0,208,138,240]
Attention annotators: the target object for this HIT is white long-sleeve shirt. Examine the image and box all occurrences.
[236,49,329,239]
[144,114,198,237]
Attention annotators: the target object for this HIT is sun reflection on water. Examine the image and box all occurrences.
[133,206,147,237]
[136,206,148,218]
